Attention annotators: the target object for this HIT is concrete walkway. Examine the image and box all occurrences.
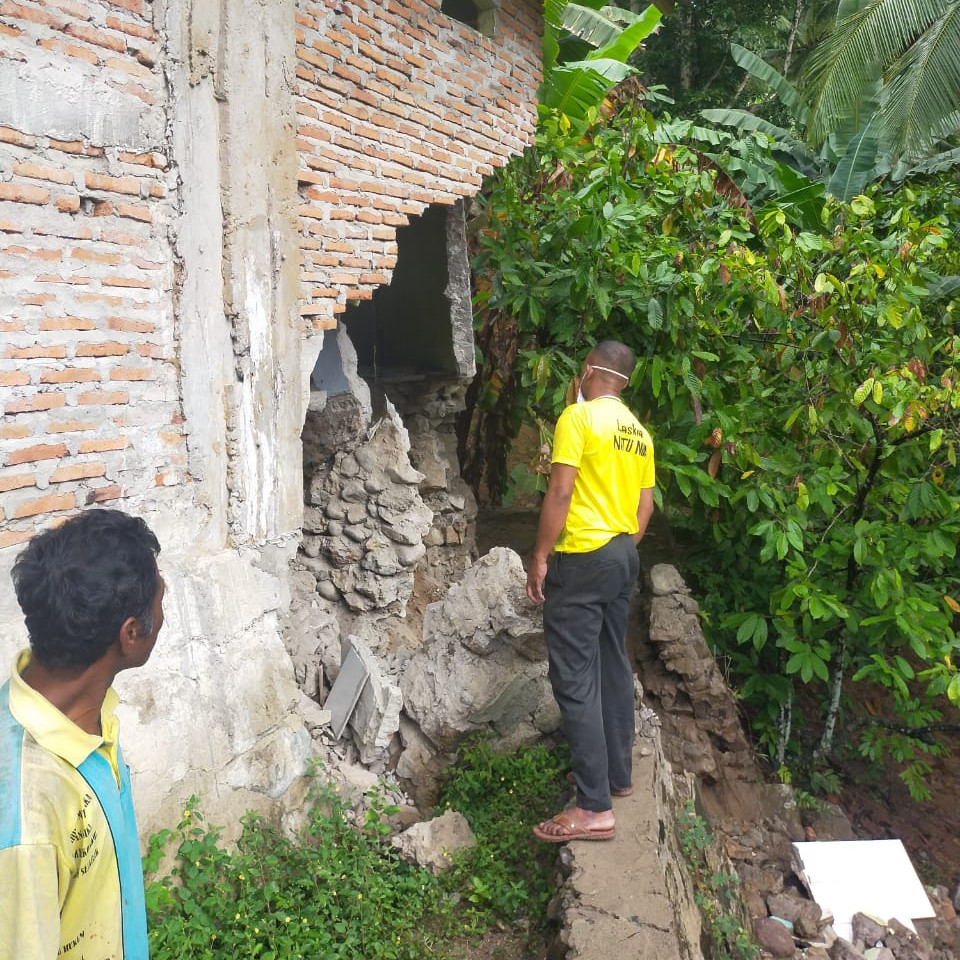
[549,739,702,960]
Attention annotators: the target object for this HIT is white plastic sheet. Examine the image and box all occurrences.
[792,839,935,942]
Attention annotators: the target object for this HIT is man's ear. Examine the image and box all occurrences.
[117,615,143,651]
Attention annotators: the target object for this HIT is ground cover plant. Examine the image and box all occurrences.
[144,742,566,959]
[676,800,758,960]
[462,95,960,799]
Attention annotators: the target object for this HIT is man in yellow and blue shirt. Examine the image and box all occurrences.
[526,341,654,842]
[1,509,164,959]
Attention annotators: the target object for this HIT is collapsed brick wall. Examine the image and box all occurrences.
[294,0,542,328]
[0,0,180,549]
[1,0,541,542]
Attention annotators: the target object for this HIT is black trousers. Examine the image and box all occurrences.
[543,533,639,812]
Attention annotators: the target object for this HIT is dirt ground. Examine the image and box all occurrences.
[833,726,960,890]
[476,506,960,896]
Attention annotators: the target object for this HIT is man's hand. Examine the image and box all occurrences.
[527,463,576,606]
[526,554,548,604]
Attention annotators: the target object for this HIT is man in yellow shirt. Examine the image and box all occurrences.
[526,341,654,842]
[0,509,164,959]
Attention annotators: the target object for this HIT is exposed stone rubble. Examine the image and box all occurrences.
[384,378,479,605]
[814,911,952,960]
[634,563,960,960]
[638,564,761,798]
[391,809,477,874]
[300,395,433,619]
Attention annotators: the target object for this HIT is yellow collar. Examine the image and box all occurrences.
[10,650,120,772]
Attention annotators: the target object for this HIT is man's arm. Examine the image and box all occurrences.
[0,844,62,959]
[526,463,578,605]
[633,486,654,545]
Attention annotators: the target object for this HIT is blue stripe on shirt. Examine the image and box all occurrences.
[77,748,149,959]
[0,681,24,850]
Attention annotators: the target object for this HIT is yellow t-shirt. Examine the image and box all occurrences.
[552,397,655,553]
[0,651,148,960]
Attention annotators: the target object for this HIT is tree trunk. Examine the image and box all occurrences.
[776,688,793,768]
[815,631,847,758]
[782,0,806,78]
[678,2,694,91]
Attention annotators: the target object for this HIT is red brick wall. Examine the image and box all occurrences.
[294,0,542,328]
[0,0,542,542]
[0,0,180,549]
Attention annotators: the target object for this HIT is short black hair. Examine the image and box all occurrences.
[12,509,161,671]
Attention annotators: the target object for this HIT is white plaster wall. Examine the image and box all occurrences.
[0,53,164,148]
[163,0,306,549]
[0,530,317,841]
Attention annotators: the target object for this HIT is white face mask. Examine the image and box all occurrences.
[577,363,629,402]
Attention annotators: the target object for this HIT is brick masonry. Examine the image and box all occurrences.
[295,0,541,327]
[0,0,541,544]
[0,0,180,549]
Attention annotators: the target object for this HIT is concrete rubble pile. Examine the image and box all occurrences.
[752,906,960,960]
[634,565,960,960]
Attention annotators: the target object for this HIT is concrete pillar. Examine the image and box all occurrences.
[162,0,305,548]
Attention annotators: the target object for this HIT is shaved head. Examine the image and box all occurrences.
[588,341,635,380]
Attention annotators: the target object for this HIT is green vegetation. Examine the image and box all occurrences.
[144,743,566,959]
[436,738,567,923]
[541,0,662,126]
[144,789,450,960]
[462,91,960,798]
[676,800,758,960]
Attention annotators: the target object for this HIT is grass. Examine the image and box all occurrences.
[144,739,568,960]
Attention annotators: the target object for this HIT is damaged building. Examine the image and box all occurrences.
[0,0,543,832]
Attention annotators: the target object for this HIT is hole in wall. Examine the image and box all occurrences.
[441,0,479,30]
[341,203,462,386]
[294,200,480,651]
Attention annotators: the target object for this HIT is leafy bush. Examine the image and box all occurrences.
[144,786,451,960]
[437,738,568,926]
[465,100,960,796]
[144,744,568,959]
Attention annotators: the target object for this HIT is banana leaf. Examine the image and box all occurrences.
[701,108,818,175]
[730,43,810,124]
[561,3,660,51]
[587,9,662,62]
[540,59,635,120]
[827,114,887,201]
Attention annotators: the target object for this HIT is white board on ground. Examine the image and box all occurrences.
[792,839,935,942]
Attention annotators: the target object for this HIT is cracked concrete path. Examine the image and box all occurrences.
[552,741,697,959]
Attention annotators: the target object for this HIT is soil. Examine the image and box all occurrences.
[476,505,960,896]
[833,726,960,891]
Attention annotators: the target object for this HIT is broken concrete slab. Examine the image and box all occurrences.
[391,809,476,874]
[346,635,403,764]
[326,644,369,739]
[401,548,557,758]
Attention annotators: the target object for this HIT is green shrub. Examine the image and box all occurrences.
[437,738,568,927]
[144,784,452,960]
[144,743,568,959]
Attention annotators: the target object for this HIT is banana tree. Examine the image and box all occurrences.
[541,2,663,123]
[701,0,960,201]
[701,43,894,202]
